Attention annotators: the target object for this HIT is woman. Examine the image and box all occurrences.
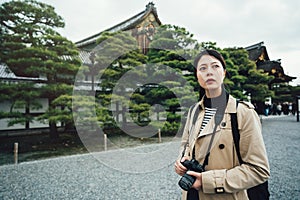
[174,49,270,200]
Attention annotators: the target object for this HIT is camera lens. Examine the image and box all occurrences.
[178,173,196,191]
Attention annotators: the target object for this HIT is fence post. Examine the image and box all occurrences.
[158,129,161,143]
[104,134,107,151]
[296,96,299,122]
[14,142,18,164]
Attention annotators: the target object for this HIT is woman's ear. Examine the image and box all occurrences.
[224,69,231,79]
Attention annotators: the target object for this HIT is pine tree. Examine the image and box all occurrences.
[0,0,81,138]
[146,24,199,135]
[86,31,147,131]
[223,47,274,113]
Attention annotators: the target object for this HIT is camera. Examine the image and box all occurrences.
[178,158,204,191]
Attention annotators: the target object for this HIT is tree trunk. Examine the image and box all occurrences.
[49,121,59,139]
[116,101,119,122]
[48,97,59,139]
[25,103,30,129]
[122,105,127,126]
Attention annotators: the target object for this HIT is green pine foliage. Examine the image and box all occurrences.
[90,31,148,131]
[146,24,200,135]
[223,47,274,102]
[1,1,297,139]
[0,0,81,138]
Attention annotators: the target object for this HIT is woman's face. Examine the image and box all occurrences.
[196,55,226,97]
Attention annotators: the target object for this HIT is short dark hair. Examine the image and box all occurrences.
[193,49,226,69]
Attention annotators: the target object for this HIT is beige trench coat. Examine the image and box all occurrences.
[178,95,270,200]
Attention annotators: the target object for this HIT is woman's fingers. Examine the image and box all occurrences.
[174,159,187,176]
[187,171,202,190]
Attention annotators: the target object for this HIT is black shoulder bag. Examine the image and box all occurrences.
[230,105,270,200]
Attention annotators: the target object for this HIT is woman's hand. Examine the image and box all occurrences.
[187,171,203,190]
[174,157,188,176]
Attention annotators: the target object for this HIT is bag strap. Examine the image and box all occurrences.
[230,100,244,164]
[201,124,218,168]
[193,113,222,168]
[231,101,270,199]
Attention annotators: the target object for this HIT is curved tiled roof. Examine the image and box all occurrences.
[0,64,17,79]
[258,60,296,83]
[75,2,161,49]
[245,42,296,83]
[0,64,46,81]
[245,41,270,61]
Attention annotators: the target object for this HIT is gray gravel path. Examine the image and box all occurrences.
[261,115,300,200]
[0,141,182,200]
[0,115,299,200]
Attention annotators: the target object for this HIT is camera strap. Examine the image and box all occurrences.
[192,123,218,169]
[190,91,228,169]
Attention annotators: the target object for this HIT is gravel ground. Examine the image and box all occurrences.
[0,141,183,200]
[261,115,300,200]
[0,115,299,200]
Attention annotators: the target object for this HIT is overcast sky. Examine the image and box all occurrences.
[39,0,300,85]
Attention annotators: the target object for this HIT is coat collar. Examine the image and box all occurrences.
[225,95,238,114]
[198,94,237,114]
[196,95,237,138]
[188,95,238,152]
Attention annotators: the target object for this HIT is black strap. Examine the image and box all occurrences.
[191,124,218,159]
[201,124,218,168]
[192,114,220,169]
[202,113,224,166]
[230,113,244,164]
[230,100,244,164]
[230,101,270,200]
[185,103,223,168]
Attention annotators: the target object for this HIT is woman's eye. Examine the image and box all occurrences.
[212,64,220,69]
[198,66,207,71]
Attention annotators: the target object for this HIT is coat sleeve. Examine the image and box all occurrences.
[177,105,194,160]
[201,104,270,194]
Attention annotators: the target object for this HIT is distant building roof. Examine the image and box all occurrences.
[245,42,296,83]
[0,64,46,82]
[78,50,93,65]
[0,63,17,79]
[75,2,162,50]
[245,41,270,61]
[257,60,296,83]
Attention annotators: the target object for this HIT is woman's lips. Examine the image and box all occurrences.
[206,78,215,84]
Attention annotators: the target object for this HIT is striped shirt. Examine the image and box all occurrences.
[200,107,217,132]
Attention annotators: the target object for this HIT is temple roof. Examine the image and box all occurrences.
[75,2,162,50]
[0,64,46,82]
[0,64,17,79]
[245,41,270,61]
[245,42,296,83]
[257,60,296,83]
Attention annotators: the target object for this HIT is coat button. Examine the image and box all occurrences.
[219,144,225,149]
[221,122,226,127]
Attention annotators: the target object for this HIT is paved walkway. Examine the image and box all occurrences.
[0,115,299,200]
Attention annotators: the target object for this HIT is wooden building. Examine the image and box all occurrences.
[245,42,296,85]
[76,2,162,55]
[0,3,163,132]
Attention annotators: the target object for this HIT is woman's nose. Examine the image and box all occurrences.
[206,67,214,75]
